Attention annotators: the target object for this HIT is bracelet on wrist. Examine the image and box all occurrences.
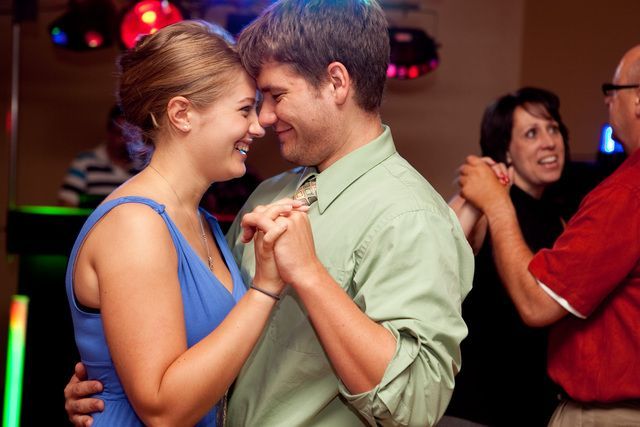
[250,283,281,301]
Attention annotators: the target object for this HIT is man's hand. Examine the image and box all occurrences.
[63,362,104,427]
[272,211,324,287]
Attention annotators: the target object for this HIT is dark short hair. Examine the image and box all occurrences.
[237,0,389,112]
[480,87,569,164]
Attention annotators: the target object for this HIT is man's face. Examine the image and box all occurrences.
[256,62,338,170]
[605,58,638,148]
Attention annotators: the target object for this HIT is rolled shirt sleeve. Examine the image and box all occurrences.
[339,208,474,426]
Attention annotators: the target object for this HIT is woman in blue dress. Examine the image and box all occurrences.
[65,20,305,426]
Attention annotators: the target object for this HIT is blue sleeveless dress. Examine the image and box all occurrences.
[65,196,247,426]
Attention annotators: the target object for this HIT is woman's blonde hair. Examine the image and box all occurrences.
[117,20,242,163]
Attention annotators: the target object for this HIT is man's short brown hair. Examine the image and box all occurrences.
[237,0,389,112]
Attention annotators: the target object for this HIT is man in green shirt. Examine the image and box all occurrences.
[64,0,473,425]
[226,1,472,425]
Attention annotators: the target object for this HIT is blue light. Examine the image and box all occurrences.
[599,123,624,154]
[51,27,69,46]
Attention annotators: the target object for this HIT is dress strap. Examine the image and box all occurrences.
[65,196,169,309]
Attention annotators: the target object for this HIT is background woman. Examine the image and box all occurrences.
[65,20,302,426]
[445,87,572,426]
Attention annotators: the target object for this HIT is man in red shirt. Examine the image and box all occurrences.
[458,46,640,425]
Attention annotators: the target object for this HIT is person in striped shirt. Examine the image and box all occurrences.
[58,105,138,208]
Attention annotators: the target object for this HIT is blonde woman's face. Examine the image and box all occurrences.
[191,71,265,182]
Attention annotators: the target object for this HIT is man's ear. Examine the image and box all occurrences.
[327,61,350,105]
[634,89,640,117]
[166,96,192,132]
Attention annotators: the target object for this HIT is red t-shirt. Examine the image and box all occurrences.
[529,149,640,403]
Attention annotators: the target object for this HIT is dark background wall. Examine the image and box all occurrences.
[1,0,639,421]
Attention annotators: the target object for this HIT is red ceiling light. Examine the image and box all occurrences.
[120,0,184,49]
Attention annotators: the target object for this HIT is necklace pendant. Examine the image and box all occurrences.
[208,256,213,271]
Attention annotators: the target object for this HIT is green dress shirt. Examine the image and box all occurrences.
[225,126,473,426]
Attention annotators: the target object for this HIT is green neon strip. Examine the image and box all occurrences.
[3,295,29,427]
[12,205,92,216]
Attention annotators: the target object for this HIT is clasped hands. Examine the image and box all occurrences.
[240,198,322,293]
[458,155,514,215]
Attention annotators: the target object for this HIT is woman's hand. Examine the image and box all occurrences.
[459,155,512,215]
[475,156,512,186]
[240,199,308,243]
[241,199,309,294]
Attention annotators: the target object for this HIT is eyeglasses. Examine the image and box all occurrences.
[602,83,640,96]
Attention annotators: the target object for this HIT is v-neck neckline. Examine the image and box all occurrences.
[170,208,237,298]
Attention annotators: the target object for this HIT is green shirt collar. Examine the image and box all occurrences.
[300,125,396,214]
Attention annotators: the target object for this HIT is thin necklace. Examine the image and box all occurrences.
[148,164,214,272]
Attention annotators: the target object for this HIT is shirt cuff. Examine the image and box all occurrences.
[337,323,448,426]
[336,324,409,424]
[537,279,587,319]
